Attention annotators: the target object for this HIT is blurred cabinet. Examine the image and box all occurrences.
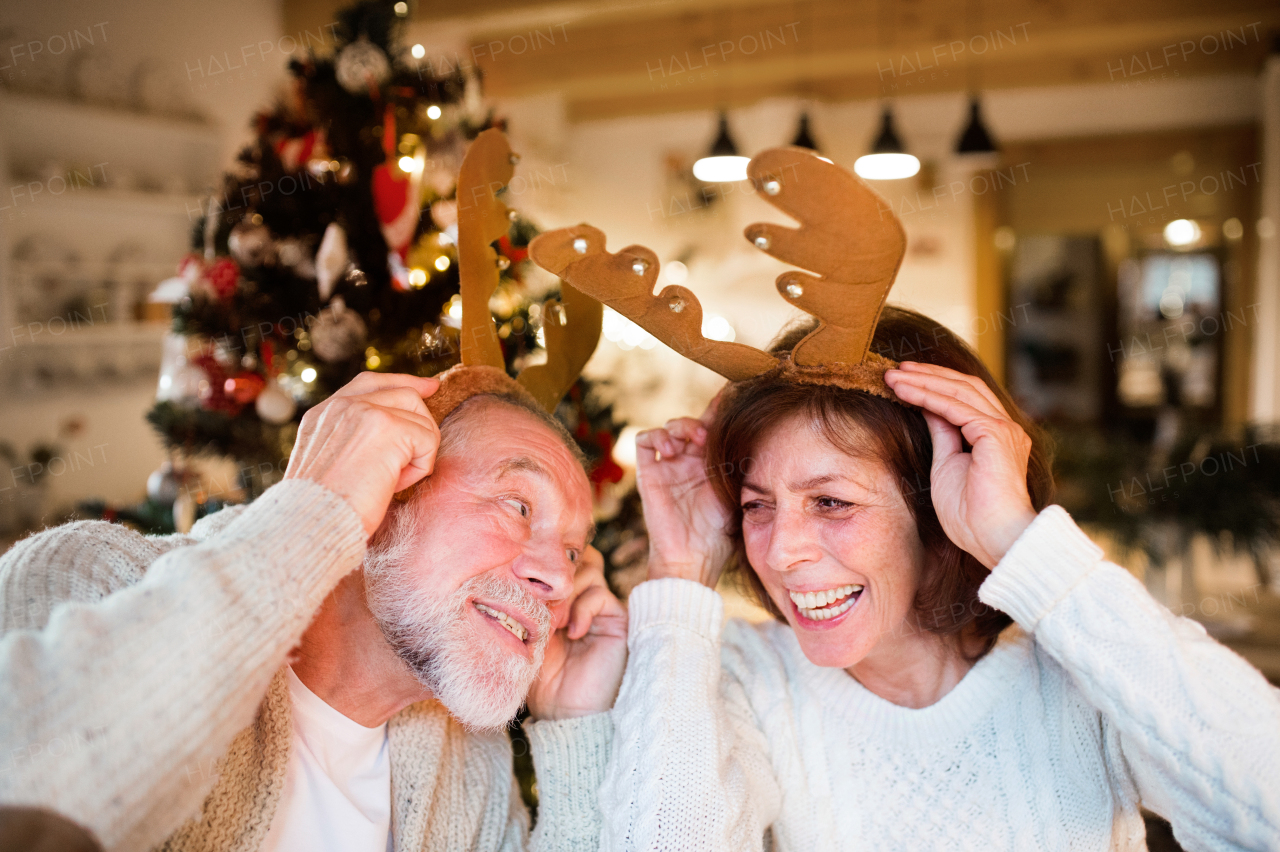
[0,92,221,396]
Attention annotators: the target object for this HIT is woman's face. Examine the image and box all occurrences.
[740,412,928,669]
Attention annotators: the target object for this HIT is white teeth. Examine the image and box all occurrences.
[789,583,864,620]
[474,602,528,641]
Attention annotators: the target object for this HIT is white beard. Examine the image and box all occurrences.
[365,565,552,732]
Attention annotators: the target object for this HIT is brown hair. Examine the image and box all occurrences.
[706,306,1056,659]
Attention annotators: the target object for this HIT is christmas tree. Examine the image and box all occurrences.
[142,0,638,570]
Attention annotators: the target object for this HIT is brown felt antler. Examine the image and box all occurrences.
[425,128,603,423]
[529,225,777,381]
[744,147,906,369]
[528,147,907,399]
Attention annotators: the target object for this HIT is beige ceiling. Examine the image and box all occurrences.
[285,0,1279,120]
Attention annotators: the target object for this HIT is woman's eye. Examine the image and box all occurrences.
[741,500,771,518]
[567,549,579,564]
[505,498,530,518]
[816,496,854,510]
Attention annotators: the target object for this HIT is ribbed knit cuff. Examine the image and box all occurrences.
[526,712,611,826]
[979,505,1103,631]
[627,577,723,643]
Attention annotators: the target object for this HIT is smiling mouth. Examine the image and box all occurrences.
[473,602,529,642]
[789,584,863,621]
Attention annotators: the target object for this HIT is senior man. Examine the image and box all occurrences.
[0,372,625,852]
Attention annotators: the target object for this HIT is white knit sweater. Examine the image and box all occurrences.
[0,479,609,852]
[602,506,1280,851]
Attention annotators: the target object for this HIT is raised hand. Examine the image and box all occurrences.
[635,395,734,588]
[526,546,628,721]
[284,372,441,537]
[883,362,1038,569]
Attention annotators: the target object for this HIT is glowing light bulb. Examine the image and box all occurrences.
[692,155,750,182]
[434,255,450,271]
[853,153,920,180]
[1163,219,1201,247]
[398,155,417,173]
[426,104,442,120]
[408,268,427,288]
[411,44,425,59]
[300,367,317,383]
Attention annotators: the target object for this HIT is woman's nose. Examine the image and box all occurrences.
[765,509,821,573]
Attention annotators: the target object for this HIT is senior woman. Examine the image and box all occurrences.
[600,306,1280,851]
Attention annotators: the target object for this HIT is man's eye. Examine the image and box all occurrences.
[567,549,579,564]
[505,498,529,518]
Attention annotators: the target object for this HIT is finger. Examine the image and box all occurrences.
[329,372,440,400]
[636,427,681,459]
[572,549,607,598]
[886,367,1006,421]
[887,381,993,432]
[352,386,437,418]
[664,417,708,446]
[922,410,963,467]
[893,362,1008,416]
[566,584,612,639]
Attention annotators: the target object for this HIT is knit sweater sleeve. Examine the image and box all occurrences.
[519,712,611,852]
[0,479,367,852]
[978,505,1280,851]
[600,577,781,852]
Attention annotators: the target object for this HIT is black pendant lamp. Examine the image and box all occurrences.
[693,112,750,182]
[855,106,919,180]
[791,112,819,150]
[955,96,999,161]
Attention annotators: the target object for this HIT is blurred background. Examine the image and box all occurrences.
[1,0,1278,717]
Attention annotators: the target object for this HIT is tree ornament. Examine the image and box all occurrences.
[335,37,391,94]
[224,373,267,404]
[277,238,316,278]
[255,380,296,424]
[372,107,423,263]
[310,296,368,362]
[315,222,349,301]
[227,221,276,268]
[202,257,240,301]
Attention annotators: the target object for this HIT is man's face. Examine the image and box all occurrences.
[364,398,594,730]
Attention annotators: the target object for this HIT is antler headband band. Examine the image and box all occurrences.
[424,128,603,423]
[528,146,907,399]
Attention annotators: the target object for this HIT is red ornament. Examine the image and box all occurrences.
[371,105,421,264]
[224,373,266,404]
[589,431,626,495]
[192,354,241,414]
[203,257,240,301]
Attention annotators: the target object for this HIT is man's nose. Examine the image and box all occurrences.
[513,541,575,603]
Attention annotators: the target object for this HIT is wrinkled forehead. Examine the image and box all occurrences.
[443,399,593,503]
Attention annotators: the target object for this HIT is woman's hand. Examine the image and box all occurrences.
[635,396,734,588]
[884,362,1038,569]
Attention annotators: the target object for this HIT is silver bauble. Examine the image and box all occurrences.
[310,297,368,363]
[227,222,275,268]
[335,38,391,94]
[255,381,297,425]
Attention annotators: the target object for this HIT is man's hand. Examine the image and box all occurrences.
[284,372,441,537]
[525,547,628,721]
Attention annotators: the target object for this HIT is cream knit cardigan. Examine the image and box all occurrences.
[602,505,1280,851]
[0,479,609,852]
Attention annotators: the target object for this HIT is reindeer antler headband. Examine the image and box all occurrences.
[424,128,603,422]
[528,146,907,399]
